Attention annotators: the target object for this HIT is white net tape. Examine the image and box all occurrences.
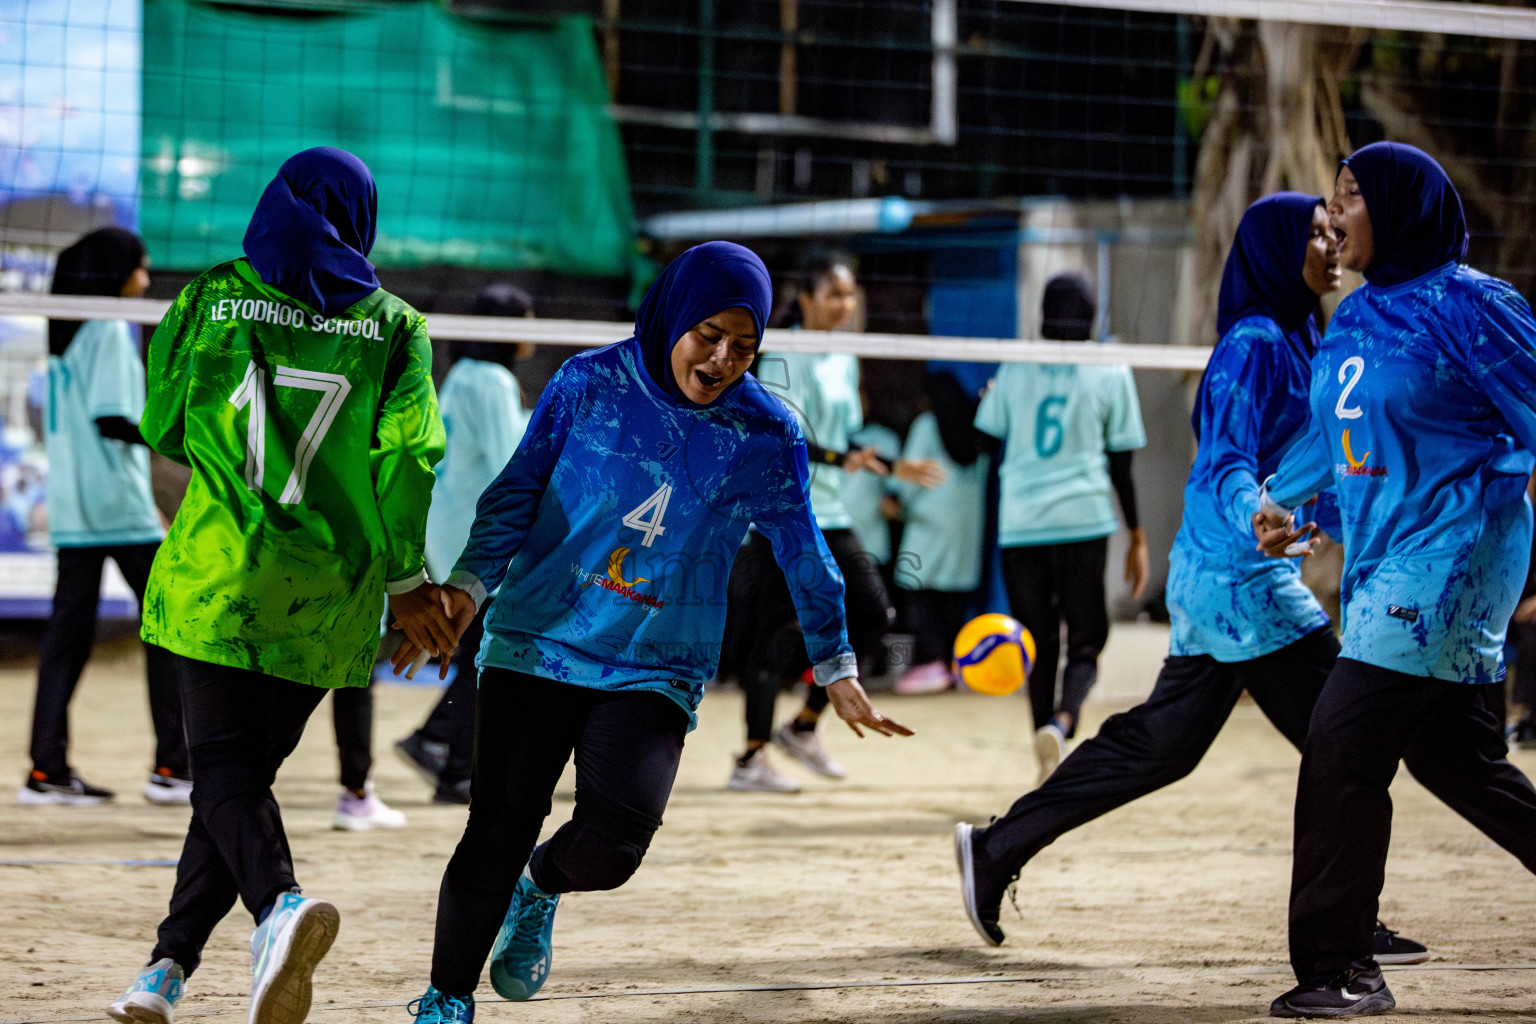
[0,293,1215,370]
[1014,0,1536,42]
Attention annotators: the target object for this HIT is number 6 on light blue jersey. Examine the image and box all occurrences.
[1035,396,1066,458]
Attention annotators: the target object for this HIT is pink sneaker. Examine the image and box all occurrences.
[894,660,954,695]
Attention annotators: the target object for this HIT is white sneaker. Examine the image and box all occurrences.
[248,891,339,1024]
[331,781,406,831]
[144,771,193,806]
[728,748,801,793]
[773,721,847,780]
[107,957,185,1024]
[1034,722,1066,786]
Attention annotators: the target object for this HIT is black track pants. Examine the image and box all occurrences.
[430,670,687,997]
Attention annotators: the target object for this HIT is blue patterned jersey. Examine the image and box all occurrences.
[1167,317,1332,661]
[449,338,855,726]
[1268,263,1536,683]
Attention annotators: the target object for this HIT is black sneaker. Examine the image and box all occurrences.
[395,733,448,789]
[1270,963,1395,1018]
[433,778,472,805]
[954,822,1012,946]
[1372,920,1430,965]
[17,770,114,805]
[1508,715,1536,750]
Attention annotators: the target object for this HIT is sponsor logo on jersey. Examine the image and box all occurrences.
[572,546,664,611]
[1338,428,1388,477]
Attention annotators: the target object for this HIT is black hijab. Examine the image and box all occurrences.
[1040,272,1095,341]
[48,227,146,357]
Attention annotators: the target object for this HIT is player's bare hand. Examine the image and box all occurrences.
[826,677,915,738]
[390,582,457,661]
[894,457,946,488]
[843,447,889,476]
[1253,512,1317,559]
[440,585,477,646]
[1514,595,1536,626]
[389,637,434,680]
[1125,527,1149,600]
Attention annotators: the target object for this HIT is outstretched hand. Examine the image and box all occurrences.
[826,677,915,738]
[1253,512,1318,559]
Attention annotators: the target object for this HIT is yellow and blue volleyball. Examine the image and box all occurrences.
[953,613,1035,696]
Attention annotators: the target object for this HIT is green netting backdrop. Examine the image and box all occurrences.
[141,1,634,276]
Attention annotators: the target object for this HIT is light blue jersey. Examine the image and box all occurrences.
[45,320,163,547]
[754,348,861,529]
[974,361,1145,547]
[894,411,989,592]
[1268,263,1536,684]
[842,422,899,564]
[1167,317,1331,661]
[423,358,529,581]
[449,338,855,727]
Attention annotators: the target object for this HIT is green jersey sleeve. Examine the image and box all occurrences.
[374,317,443,591]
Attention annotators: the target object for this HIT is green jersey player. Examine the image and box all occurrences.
[107,148,452,1024]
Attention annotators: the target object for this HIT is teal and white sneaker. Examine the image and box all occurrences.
[407,986,475,1022]
[106,958,185,1024]
[248,889,340,1024]
[488,867,560,1001]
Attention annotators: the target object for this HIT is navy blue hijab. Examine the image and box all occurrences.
[1343,141,1468,287]
[242,147,381,317]
[635,241,772,405]
[1217,192,1323,337]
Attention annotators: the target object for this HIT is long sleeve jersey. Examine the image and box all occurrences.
[1267,263,1536,684]
[140,258,444,689]
[448,338,855,727]
[1166,316,1331,661]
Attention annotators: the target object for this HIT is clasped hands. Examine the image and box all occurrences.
[388,582,477,679]
[1252,507,1319,559]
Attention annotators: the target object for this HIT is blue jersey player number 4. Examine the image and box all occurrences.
[401,242,912,1022]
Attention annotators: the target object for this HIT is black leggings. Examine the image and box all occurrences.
[1002,538,1110,736]
[1289,657,1536,982]
[730,528,893,743]
[902,588,973,667]
[30,542,184,777]
[151,655,326,975]
[431,669,687,997]
[331,685,372,792]
[976,626,1338,876]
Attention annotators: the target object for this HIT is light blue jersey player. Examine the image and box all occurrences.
[974,271,1146,777]
[406,242,911,1023]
